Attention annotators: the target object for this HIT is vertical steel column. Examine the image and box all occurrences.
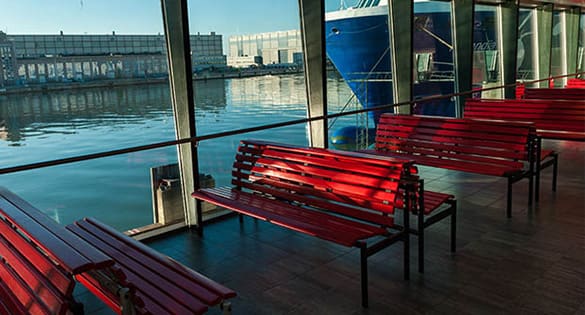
[579,12,585,75]
[451,0,475,117]
[161,0,200,229]
[497,1,519,99]
[533,4,553,87]
[298,0,328,148]
[561,7,581,81]
[388,0,413,114]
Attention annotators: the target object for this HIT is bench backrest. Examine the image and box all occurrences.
[0,187,113,315]
[464,98,585,134]
[523,87,585,100]
[234,140,411,226]
[566,78,585,88]
[375,114,533,169]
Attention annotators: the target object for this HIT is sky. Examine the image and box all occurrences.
[0,0,354,40]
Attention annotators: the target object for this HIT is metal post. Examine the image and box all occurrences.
[562,7,581,82]
[497,1,519,99]
[533,4,553,87]
[388,0,413,114]
[298,0,328,148]
[161,0,200,229]
[451,0,475,117]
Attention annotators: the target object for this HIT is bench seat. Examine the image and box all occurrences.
[67,217,236,315]
[195,187,391,247]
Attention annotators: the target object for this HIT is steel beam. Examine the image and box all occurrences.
[561,7,581,82]
[451,0,475,117]
[580,12,585,75]
[161,0,199,229]
[497,1,520,98]
[533,3,553,87]
[298,0,328,148]
[388,0,413,114]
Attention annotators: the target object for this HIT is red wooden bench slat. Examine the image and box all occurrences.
[0,281,28,315]
[241,139,408,168]
[194,187,388,247]
[566,78,585,88]
[238,144,406,178]
[361,149,520,177]
[248,155,401,192]
[235,179,398,223]
[80,217,236,301]
[373,139,527,167]
[421,191,455,215]
[523,88,585,100]
[0,261,57,315]
[0,188,113,273]
[0,233,72,312]
[364,114,534,217]
[68,225,207,314]
[67,223,206,315]
[465,98,585,140]
[67,217,236,315]
[0,217,72,294]
[375,137,528,162]
[378,116,532,144]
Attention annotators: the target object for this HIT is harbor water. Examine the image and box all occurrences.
[0,73,357,231]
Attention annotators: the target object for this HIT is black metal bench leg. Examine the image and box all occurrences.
[528,161,542,205]
[450,200,457,253]
[360,245,368,308]
[403,198,410,280]
[418,211,424,273]
[552,153,558,192]
[507,178,513,218]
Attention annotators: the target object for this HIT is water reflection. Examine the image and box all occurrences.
[0,80,228,144]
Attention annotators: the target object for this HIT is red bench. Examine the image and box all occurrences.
[522,87,585,100]
[0,187,235,315]
[0,187,119,315]
[463,98,578,201]
[566,78,585,88]
[464,98,585,141]
[192,139,456,307]
[67,218,236,315]
[361,114,536,218]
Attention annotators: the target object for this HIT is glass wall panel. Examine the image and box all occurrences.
[551,10,563,82]
[0,148,178,232]
[325,0,457,151]
[0,1,181,232]
[517,7,536,82]
[577,9,585,78]
[325,0,390,151]
[472,5,498,91]
[187,0,309,217]
[414,0,456,116]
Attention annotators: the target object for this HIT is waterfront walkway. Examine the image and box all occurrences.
[77,139,585,314]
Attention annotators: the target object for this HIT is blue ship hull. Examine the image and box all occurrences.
[325,3,496,123]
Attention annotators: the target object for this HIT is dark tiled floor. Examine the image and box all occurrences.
[82,140,585,314]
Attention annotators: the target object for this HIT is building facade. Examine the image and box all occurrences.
[228,30,302,66]
[0,31,226,87]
